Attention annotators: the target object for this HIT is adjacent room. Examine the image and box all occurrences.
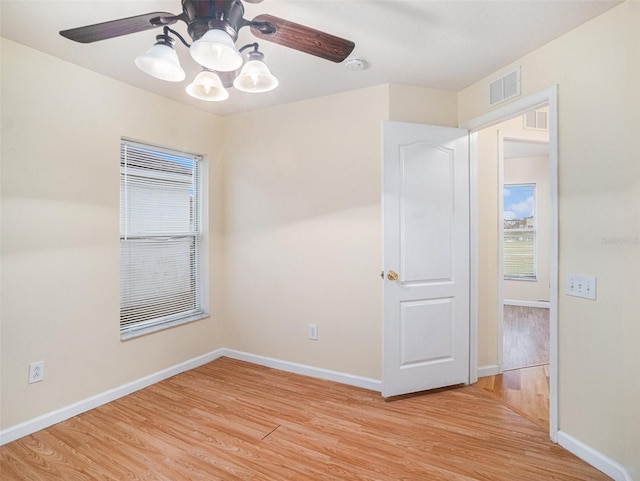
[1,1,638,480]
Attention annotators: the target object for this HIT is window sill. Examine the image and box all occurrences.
[504,276,537,282]
[120,311,209,341]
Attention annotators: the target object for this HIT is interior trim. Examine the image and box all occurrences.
[223,349,382,392]
[503,299,550,309]
[0,349,381,446]
[461,85,559,442]
[0,349,225,446]
[477,364,500,378]
[3,347,628,481]
[558,431,632,481]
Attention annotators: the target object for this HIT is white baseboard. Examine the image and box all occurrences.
[5,352,632,481]
[221,348,382,392]
[504,299,550,309]
[1,349,381,446]
[0,349,225,446]
[558,431,632,481]
[477,364,500,378]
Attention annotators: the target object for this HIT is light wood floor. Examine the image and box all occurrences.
[1,357,610,480]
[475,306,550,430]
[474,364,550,430]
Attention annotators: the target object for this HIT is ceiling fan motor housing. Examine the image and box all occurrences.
[184,0,246,42]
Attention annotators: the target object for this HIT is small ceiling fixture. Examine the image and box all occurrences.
[345,58,367,71]
[59,0,356,103]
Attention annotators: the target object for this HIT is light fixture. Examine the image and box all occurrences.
[134,33,186,82]
[233,44,279,93]
[186,70,229,102]
[189,28,243,72]
[64,1,355,104]
[136,27,278,102]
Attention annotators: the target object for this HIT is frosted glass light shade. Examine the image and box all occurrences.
[186,71,229,101]
[135,43,185,82]
[190,29,242,71]
[233,59,279,93]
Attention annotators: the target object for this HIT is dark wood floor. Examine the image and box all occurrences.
[475,306,550,430]
[1,357,610,480]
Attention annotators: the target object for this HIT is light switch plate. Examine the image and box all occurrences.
[566,274,597,300]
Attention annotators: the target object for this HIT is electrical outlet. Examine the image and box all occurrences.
[29,361,44,384]
[566,274,597,300]
[308,324,318,341]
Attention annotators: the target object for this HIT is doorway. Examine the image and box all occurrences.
[461,86,559,441]
[381,87,559,440]
[497,124,551,429]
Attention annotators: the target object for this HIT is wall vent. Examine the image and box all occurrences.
[489,66,521,105]
[524,109,549,130]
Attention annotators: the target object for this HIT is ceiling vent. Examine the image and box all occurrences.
[489,66,521,106]
[524,109,549,130]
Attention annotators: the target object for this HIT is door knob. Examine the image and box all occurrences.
[387,270,399,281]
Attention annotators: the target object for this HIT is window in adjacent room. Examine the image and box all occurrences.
[503,183,536,279]
[120,139,205,339]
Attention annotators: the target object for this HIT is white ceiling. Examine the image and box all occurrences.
[0,0,621,117]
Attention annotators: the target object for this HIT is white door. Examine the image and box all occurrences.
[382,121,470,397]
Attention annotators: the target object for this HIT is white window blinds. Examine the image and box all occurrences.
[503,183,536,279]
[120,140,204,339]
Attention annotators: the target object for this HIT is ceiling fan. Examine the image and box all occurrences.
[60,0,356,101]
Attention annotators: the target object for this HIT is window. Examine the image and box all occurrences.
[120,140,205,339]
[503,183,536,279]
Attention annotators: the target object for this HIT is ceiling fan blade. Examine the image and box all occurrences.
[60,12,180,43]
[250,14,355,63]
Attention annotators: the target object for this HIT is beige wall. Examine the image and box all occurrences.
[460,1,640,474]
[475,124,501,368]
[388,84,459,127]
[221,84,458,380]
[622,3,640,476]
[0,58,459,430]
[0,39,225,429]
[4,2,638,475]
[221,86,387,379]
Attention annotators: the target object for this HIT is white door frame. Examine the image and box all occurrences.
[460,86,559,442]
